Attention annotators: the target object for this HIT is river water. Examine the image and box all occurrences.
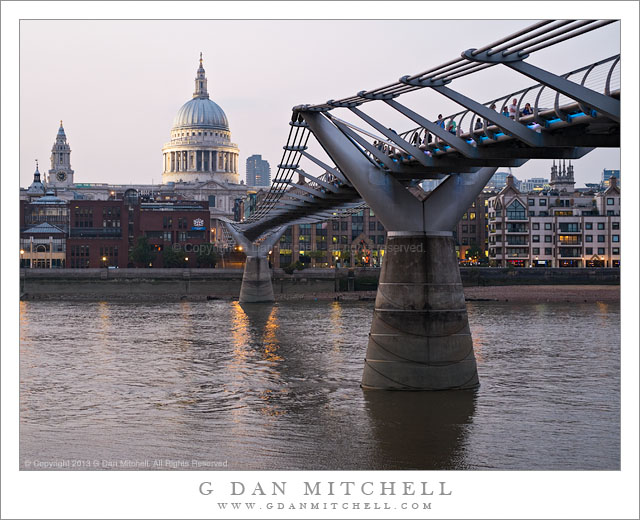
[19,299,620,470]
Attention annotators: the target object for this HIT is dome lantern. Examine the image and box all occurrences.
[193,52,209,100]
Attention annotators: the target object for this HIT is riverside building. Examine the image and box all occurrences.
[487,161,621,267]
[21,191,211,269]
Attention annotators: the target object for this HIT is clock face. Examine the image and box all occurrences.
[56,171,67,182]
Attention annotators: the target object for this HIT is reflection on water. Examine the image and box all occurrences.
[364,390,476,470]
[20,300,620,470]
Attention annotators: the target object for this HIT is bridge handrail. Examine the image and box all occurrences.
[343,54,619,163]
[302,20,616,112]
[398,54,620,148]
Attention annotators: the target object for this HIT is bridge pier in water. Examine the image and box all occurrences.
[362,232,478,390]
[239,255,276,303]
[223,223,287,304]
[302,110,498,390]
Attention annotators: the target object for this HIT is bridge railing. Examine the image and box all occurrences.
[384,54,620,159]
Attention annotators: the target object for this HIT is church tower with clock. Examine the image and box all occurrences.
[48,121,74,187]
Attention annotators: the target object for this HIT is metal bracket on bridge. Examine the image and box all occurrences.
[283,145,308,152]
[356,90,400,101]
[398,75,452,88]
[461,48,529,63]
[327,99,362,108]
[294,103,331,113]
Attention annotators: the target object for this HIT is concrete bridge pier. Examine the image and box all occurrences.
[240,255,276,303]
[223,223,287,304]
[362,232,478,390]
[303,110,498,390]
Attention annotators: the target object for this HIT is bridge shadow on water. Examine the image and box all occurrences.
[235,301,478,470]
[362,389,477,470]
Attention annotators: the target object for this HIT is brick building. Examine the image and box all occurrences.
[21,191,211,269]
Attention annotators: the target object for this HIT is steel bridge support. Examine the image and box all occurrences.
[303,111,498,390]
[223,223,287,303]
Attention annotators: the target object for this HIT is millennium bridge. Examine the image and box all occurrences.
[223,19,620,390]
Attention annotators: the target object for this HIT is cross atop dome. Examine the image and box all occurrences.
[193,53,209,99]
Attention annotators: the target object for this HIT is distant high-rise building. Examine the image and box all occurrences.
[602,169,620,188]
[485,171,512,191]
[246,154,271,187]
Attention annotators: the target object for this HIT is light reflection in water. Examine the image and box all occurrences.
[238,303,286,418]
[19,299,620,470]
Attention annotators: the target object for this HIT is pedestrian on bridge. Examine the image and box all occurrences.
[509,98,518,119]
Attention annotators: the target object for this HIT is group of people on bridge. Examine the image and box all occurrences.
[368,96,543,163]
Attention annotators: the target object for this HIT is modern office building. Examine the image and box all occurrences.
[602,168,620,188]
[485,170,512,190]
[245,154,271,187]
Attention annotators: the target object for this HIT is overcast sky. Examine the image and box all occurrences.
[20,19,620,188]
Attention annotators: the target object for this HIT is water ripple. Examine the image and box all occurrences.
[20,300,619,470]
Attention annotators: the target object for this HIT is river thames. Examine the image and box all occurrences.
[19,299,620,470]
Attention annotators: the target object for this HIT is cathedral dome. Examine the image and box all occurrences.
[172,97,229,131]
[162,53,240,186]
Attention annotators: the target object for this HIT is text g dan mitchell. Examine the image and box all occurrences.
[198,481,452,497]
